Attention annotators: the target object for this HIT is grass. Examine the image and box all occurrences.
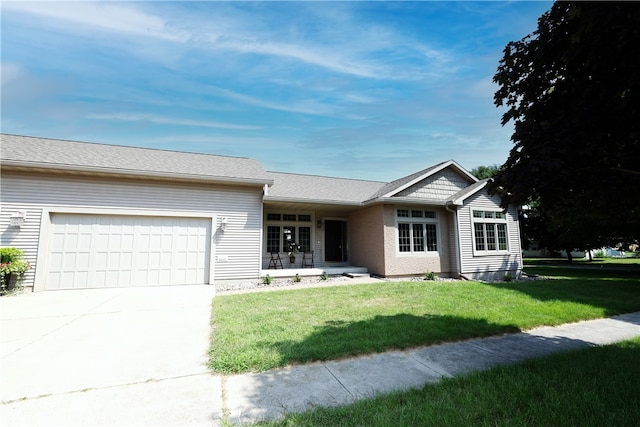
[254,336,640,427]
[525,256,640,267]
[210,265,640,374]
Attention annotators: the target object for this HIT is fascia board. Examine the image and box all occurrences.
[448,180,488,206]
[365,197,448,206]
[1,160,274,186]
[263,195,362,207]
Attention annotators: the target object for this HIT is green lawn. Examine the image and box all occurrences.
[254,336,640,427]
[209,265,640,374]
[525,256,640,267]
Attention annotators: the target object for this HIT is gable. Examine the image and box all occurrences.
[395,168,474,200]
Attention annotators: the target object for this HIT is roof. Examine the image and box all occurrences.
[447,179,489,206]
[0,134,273,186]
[265,171,386,205]
[367,160,477,201]
[2,134,489,207]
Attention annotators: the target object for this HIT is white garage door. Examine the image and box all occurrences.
[46,214,211,290]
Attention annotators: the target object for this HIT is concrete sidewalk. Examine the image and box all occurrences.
[224,312,640,425]
[2,284,639,427]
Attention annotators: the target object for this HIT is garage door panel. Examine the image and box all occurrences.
[47,214,211,290]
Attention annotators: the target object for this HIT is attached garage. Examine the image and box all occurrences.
[45,214,212,290]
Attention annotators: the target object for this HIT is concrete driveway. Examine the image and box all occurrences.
[0,285,221,426]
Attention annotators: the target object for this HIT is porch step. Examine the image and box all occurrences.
[260,266,368,278]
[342,272,370,279]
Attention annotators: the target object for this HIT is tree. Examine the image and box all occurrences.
[489,2,640,256]
[470,164,500,180]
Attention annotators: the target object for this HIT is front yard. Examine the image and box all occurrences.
[255,336,640,426]
[209,264,640,374]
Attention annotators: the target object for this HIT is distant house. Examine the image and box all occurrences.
[0,134,522,291]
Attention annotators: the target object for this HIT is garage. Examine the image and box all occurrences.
[45,214,211,290]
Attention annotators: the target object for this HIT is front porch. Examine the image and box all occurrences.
[259,266,369,279]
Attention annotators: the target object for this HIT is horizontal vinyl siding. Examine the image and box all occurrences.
[0,203,42,286]
[0,172,263,287]
[458,191,522,278]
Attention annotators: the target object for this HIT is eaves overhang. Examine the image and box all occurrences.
[447,180,489,206]
[364,197,448,206]
[263,195,362,207]
[1,160,274,187]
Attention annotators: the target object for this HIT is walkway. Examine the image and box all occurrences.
[224,312,640,425]
[1,285,639,426]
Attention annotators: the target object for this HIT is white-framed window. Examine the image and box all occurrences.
[471,209,509,254]
[397,208,439,254]
[265,212,313,253]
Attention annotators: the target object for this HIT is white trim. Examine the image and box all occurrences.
[34,207,216,291]
[470,207,510,256]
[395,207,441,257]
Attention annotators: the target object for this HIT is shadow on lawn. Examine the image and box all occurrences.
[270,313,520,367]
[487,267,640,316]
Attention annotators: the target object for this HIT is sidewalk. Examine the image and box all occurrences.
[224,312,640,425]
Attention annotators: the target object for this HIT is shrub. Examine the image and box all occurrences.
[320,272,328,281]
[1,247,30,295]
[424,270,437,281]
[593,249,606,258]
[503,272,513,282]
[293,273,302,283]
[261,274,273,285]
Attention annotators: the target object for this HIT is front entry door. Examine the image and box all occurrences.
[325,220,347,262]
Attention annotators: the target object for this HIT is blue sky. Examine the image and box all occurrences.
[1,1,551,181]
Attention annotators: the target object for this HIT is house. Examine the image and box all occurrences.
[0,134,523,291]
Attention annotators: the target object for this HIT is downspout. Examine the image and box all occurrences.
[445,202,463,278]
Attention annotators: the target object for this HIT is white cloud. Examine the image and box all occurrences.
[209,87,338,116]
[0,62,22,86]
[86,113,261,130]
[2,1,186,41]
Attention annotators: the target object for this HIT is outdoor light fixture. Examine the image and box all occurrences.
[10,211,26,228]
[220,217,228,231]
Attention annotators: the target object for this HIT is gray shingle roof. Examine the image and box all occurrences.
[366,162,447,200]
[265,171,386,204]
[447,178,489,205]
[0,134,272,185]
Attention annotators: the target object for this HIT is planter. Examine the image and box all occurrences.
[1,273,12,291]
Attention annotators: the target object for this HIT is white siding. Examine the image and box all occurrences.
[457,191,523,280]
[398,169,470,200]
[0,172,264,289]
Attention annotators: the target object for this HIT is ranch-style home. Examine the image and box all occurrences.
[0,134,523,292]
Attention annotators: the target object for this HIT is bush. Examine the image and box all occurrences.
[424,270,437,281]
[261,274,273,285]
[503,273,513,282]
[293,273,302,283]
[593,249,606,258]
[1,247,30,294]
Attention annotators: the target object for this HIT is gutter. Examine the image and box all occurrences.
[445,202,463,277]
[1,160,274,187]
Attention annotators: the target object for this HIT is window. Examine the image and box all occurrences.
[266,212,313,253]
[472,210,509,253]
[298,227,311,252]
[282,226,296,251]
[267,226,280,253]
[397,209,438,254]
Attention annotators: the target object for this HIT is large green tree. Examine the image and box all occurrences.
[490,2,640,252]
[470,164,500,180]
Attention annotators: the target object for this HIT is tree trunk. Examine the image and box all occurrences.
[566,249,573,263]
